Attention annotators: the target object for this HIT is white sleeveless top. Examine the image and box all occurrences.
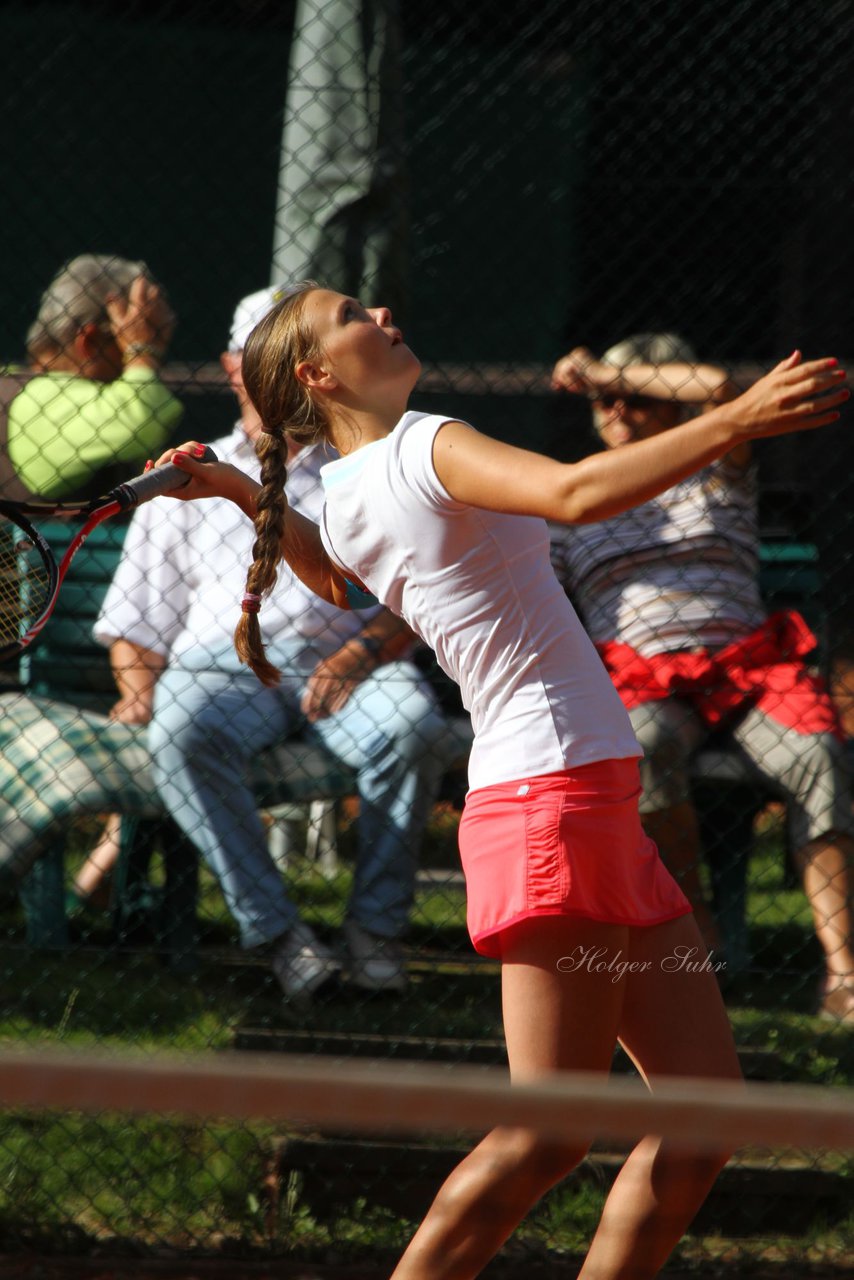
[319,411,639,791]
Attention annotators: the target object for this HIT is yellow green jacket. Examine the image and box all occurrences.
[7,366,183,499]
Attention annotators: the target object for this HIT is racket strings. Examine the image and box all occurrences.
[0,519,53,648]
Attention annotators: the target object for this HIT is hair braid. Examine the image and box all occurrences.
[233,282,333,683]
[234,431,291,686]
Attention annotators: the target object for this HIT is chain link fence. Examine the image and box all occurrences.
[0,0,852,1272]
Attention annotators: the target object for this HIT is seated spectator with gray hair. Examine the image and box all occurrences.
[3,254,183,501]
[549,333,854,1023]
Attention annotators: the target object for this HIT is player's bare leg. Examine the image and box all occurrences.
[389,917,628,1279]
[577,914,742,1279]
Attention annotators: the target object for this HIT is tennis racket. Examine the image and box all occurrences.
[0,445,217,662]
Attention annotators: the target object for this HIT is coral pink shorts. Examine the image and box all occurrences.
[458,758,691,958]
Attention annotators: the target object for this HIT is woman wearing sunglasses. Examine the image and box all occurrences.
[550,334,854,1020]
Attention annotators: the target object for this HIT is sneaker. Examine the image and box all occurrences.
[272,921,340,1000]
[343,920,408,993]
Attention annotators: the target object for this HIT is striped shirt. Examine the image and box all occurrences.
[550,459,766,657]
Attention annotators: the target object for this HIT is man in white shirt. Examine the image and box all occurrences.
[94,286,453,999]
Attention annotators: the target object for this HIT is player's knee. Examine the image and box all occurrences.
[432,1128,588,1224]
[484,1128,588,1193]
[678,1143,734,1184]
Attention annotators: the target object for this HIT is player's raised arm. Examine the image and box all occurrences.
[434,353,848,525]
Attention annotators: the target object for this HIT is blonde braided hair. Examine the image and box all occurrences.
[234,282,334,686]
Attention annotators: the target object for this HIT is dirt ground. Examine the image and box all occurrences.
[2,1258,852,1280]
[0,1262,365,1280]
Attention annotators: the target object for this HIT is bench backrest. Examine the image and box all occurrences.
[21,518,129,710]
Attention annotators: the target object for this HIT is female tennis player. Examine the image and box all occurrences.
[157,285,848,1280]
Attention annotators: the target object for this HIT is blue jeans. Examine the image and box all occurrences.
[148,660,451,948]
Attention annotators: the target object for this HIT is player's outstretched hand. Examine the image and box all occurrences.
[728,351,849,441]
[148,442,261,516]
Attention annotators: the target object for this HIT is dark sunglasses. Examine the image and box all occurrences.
[593,393,661,411]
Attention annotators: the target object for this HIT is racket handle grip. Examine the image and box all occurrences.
[109,446,219,510]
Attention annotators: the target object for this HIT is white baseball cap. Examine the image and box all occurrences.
[227,283,300,352]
